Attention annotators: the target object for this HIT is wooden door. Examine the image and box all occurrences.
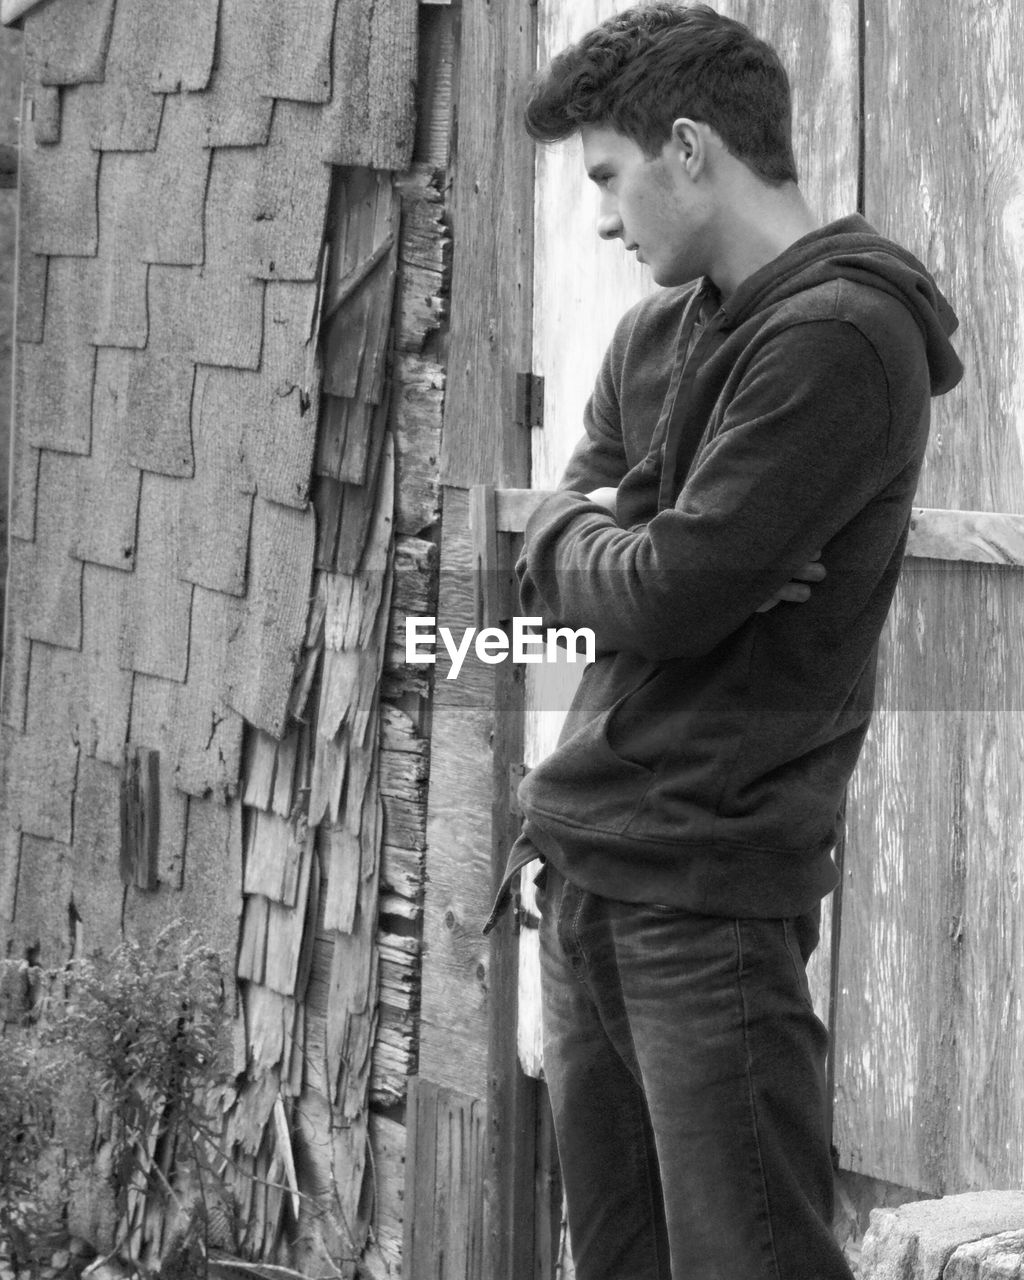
[831,0,1024,1193]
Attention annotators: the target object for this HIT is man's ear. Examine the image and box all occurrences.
[669,118,709,179]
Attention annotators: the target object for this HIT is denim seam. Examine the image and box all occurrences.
[566,882,588,986]
[735,920,784,1280]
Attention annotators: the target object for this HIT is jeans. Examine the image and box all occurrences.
[537,865,854,1280]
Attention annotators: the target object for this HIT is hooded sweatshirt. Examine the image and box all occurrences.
[487,216,963,929]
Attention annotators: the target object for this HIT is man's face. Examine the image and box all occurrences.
[581,123,708,287]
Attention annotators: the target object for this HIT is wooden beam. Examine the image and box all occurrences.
[906,507,1024,567]
[478,488,1024,567]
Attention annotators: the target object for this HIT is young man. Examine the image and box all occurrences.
[490,5,964,1278]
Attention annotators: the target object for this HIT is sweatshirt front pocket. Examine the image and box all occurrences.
[520,700,656,836]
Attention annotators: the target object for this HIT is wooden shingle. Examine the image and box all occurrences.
[73,349,143,571]
[321,167,398,404]
[25,0,116,87]
[21,85,99,255]
[123,267,199,478]
[253,0,334,103]
[88,0,164,152]
[263,838,315,994]
[96,100,209,281]
[199,0,273,148]
[235,282,321,508]
[191,268,265,370]
[71,756,128,953]
[148,0,219,93]
[326,860,380,1119]
[4,667,80,844]
[232,101,330,284]
[19,257,96,454]
[226,497,315,738]
[179,367,254,596]
[196,155,269,366]
[237,893,269,984]
[183,796,245,1006]
[28,569,134,768]
[11,527,83,654]
[93,227,149,349]
[9,835,74,966]
[171,587,245,798]
[243,812,306,906]
[14,451,87,650]
[320,0,417,170]
[118,471,193,682]
[137,95,209,265]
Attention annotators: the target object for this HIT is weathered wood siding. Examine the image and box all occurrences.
[0,0,434,1274]
[833,0,1024,1193]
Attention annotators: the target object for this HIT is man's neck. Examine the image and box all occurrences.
[706,182,821,300]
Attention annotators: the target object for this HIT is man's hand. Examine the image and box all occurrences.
[586,486,618,513]
[755,555,826,612]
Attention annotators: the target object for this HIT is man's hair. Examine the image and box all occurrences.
[524,3,798,185]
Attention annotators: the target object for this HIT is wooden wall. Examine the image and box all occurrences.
[0,1,440,1275]
[833,0,1024,1194]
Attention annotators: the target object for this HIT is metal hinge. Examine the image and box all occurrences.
[515,372,544,430]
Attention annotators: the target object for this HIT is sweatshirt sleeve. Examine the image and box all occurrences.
[517,319,892,663]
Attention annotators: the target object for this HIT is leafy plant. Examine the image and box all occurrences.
[0,924,234,1278]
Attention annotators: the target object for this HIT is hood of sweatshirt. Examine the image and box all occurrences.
[641,214,963,514]
[716,214,963,395]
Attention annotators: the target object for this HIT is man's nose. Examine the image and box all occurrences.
[597,212,622,240]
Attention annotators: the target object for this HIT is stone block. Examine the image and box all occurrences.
[861,1193,1024,1280]
[945,1231,1024,1280]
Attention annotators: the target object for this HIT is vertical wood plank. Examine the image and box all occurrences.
[419,4,537,1276]
[403,1079,487,1280]
[861,0,1024,514]
[438,0,534,487]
